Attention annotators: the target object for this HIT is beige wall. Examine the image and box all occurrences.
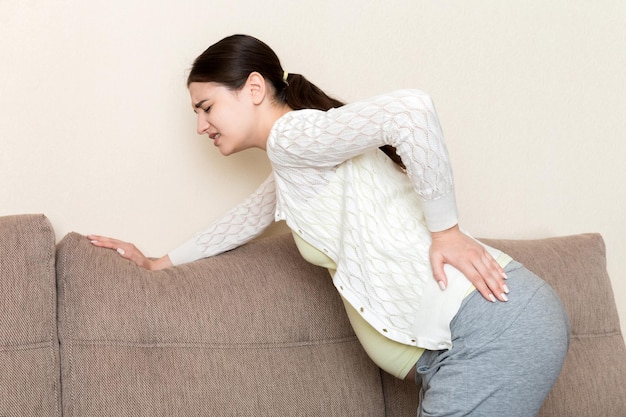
[2,1,624,337]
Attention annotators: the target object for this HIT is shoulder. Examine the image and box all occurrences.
[324,89,436,117]
[275,90,432,125]
[266,108,326,163]
[365,89,435,108]
[352,89,433,104]
[266,89,437,156]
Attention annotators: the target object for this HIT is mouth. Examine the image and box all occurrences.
[209,132,221,145]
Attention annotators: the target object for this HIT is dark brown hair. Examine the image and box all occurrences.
[188,34,403,168]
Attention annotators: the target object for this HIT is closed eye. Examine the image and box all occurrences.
[193,99,211,114]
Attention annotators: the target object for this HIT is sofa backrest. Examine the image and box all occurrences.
[56,231,392,416]
[0,214,61,417]
[55,231,626,417]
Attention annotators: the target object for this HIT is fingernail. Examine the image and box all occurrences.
[502,272,508,280]
[116,248,126,256]
[90,240,98,244]
[489,294,497,303]
[438,281,446,291]
[503,284,510,294]
[501,293,509,302]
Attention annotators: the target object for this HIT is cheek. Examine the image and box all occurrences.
[236,108,257,134]
[218,102,254,139]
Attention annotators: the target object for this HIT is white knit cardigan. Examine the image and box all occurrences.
[169,89,503,350]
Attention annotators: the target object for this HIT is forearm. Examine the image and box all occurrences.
[168,174,277,266]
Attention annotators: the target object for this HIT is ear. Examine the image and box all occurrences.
[244,72,267,105]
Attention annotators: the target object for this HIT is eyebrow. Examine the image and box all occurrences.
[194,100,208,109]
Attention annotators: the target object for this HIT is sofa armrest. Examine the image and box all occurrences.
[0,214,61,417]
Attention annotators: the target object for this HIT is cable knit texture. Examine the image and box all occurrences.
[169,90,502,349]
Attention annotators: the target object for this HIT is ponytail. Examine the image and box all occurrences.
[280,73,344,111]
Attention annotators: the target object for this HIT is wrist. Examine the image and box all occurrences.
[146,255,173,271]
[431,224,460,240]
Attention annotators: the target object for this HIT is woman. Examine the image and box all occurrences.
[90,34,569,416]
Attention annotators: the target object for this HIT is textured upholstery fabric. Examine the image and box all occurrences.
[0,214,61,417]
[56,232,385,416]
[1,212,624,416]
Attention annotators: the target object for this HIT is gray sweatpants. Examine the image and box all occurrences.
[415,261,570,417]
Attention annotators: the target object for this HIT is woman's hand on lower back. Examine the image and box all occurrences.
[87,235,173,271]
[429,225,509,303]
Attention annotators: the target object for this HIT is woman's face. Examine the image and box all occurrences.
[189,81,259,156]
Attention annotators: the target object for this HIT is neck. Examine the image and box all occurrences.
[258,103,292,150]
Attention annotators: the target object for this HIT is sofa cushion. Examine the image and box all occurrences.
[0,214,61,417]
[56,232,386,416]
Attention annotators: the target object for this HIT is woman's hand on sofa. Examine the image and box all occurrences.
[87,235,173,270]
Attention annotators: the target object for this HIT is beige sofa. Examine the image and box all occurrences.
[1,213,625,416]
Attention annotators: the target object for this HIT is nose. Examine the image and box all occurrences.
[197,114,210,135]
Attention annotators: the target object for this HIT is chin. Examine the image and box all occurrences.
[217,145,237,156]
[219,142,249,156]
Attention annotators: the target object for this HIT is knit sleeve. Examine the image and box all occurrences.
[267,90,458,231]
[167,174,277,265]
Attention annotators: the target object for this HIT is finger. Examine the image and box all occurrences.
[463,247,508,301]
[486,277,508,302]
[88,235,113,243]
[89,238,122,250]
[87,234,117,243]
[475,255,509,302]
[111,245,134,260]
[430,255,449,291]
[473,271,507,302]
[460,266,497,303]
[485,254,507,281]
[88,236,131,259]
